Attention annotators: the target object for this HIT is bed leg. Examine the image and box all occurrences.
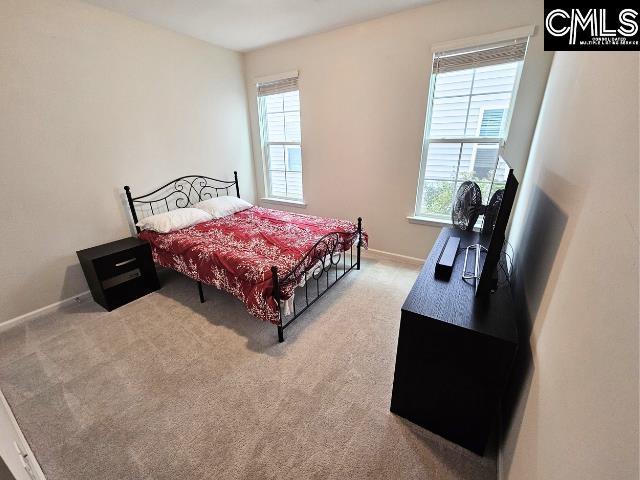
[197,281,205,303]
[356,217,362,270]
[277,325,284,343]
[271,266,285,343]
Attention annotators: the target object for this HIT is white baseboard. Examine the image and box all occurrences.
[363,248,424,266]
[0,291,91,333]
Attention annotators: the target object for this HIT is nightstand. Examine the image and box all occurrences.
[77,237,160,311]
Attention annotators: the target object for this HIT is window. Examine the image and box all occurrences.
[257,73,303,201]
[414,35,529,221]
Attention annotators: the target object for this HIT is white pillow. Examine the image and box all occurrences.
[136,208,212,233]
[194,196,253,219]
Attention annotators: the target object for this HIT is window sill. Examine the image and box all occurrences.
[406,215,452,227]
[261,197,307,208]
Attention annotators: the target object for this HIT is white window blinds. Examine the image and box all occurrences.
[433,38,528,74]
[257,76,298,97]
[257,73,303,201]
[414,34,529,220]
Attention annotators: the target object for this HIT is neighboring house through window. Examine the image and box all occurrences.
[414,30,531,221]
[256,72,303,201]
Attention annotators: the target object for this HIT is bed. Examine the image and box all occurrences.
[124,173,367,342]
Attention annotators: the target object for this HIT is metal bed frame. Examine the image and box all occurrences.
[124,172,362,342]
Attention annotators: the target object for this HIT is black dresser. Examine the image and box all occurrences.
[390,227,518,455]
[77,237,160,311]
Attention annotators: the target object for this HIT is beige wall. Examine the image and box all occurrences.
[502,52,639,479]
[0,0,255,323]
[243,0,553,259]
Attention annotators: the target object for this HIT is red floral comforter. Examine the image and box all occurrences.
[139,206,368,324]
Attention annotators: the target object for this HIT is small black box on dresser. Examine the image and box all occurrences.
[390,227,518,455]
[77,237,160,311]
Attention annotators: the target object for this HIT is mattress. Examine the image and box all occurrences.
[139,206,367,323]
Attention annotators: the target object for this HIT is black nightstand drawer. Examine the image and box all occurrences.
[77,237,160,311]
[94,247,144,279]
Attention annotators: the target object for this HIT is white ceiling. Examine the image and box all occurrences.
[83,0,438,51]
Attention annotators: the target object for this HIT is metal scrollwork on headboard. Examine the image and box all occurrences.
[124,172,240,231]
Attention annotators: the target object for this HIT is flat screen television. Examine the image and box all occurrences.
[475,169,518,296]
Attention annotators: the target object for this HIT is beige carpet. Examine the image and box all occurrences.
[0,258,495,480]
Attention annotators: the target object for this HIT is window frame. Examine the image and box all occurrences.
[412,27,531,223]
[256,72,304,203]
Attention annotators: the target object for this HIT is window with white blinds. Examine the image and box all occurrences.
[415,36,528,219]
[257,74,303,201]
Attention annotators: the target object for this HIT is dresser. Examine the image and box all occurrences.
[390,227,518,455]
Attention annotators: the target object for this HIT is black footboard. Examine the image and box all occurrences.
[271,217,363,342]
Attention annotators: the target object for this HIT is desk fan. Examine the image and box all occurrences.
[451,181,504,283]
[452,181,503,233]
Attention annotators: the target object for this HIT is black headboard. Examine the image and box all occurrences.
[124,172,240,232]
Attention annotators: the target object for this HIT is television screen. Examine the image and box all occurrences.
[476,169,518,296]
